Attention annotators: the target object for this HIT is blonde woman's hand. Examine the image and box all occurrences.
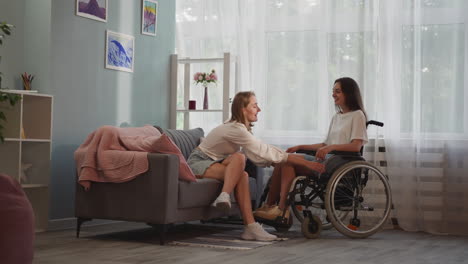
[286,145,300,153]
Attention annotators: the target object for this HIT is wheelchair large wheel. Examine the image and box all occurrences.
[325,161,392,238]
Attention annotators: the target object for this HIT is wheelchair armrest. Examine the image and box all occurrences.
[328,151,361,156]
[296,149,316,155]
[295,149,361,157]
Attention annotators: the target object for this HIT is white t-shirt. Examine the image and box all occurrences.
[324,110,368,146]
[198,121,288,167]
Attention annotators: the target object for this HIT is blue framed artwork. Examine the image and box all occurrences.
[76,0,108,23]
[105,30,135,73]
[142,0,158,36]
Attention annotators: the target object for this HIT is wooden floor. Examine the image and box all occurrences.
[34,221,468,264]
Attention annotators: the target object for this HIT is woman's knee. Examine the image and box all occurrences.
[237,171,249,185]
[230,152,246,167]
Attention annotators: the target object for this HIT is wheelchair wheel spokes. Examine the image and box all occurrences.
[325,161,392,238]
[288,177,334,229]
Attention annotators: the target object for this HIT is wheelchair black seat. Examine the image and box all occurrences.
[317,155,365,208]
[319,154,364,183]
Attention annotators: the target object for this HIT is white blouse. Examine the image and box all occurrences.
[198,122,288,167]
[324,110,368,146]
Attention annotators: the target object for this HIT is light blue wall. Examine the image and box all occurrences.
[1,0,175,219]
[1,0,51,94]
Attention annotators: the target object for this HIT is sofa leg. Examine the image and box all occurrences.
[158,224,169,245]
[76,217,92,238]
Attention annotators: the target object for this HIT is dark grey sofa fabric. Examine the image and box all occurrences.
[178,177,257,209]
[178,178,222,209]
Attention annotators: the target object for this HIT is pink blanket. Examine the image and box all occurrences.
[74,125,162,190]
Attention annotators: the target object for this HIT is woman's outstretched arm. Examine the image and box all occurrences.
[285,154,325,174]
[286,143,326,153]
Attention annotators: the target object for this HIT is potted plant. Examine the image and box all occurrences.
[0,21,20,142]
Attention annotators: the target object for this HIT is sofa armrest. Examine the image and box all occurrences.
[75,153,180,224]
[146,153,180,223]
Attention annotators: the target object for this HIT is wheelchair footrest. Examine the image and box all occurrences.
[255,216,291,229]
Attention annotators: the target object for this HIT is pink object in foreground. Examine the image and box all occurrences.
[0,173,35,264]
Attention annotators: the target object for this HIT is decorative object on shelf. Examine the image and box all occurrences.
[0,21,21,143]
[189,100,196,110]
[203,86,208,110]
[21,72,34,91]
[193,70,217,110]
[20,163,32,184]
[21,127,26,139]
[76,0,108,23]
[105,30,135,73]
[141,0,158,36]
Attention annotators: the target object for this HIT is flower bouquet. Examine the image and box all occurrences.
[193,69,217,109]
[193,69,218,87]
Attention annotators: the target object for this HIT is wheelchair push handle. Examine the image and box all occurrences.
[367,120,384,127]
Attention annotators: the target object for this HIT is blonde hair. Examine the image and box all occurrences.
[229,91,256,131]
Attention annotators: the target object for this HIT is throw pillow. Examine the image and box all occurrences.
[157,127,204,160]
[152,134,197,182]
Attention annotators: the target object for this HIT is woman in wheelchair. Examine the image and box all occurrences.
[255,77,391,239]
[254,77,368,224]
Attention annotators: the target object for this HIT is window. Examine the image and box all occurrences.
[400,0,466,134]
[264,31,320,131]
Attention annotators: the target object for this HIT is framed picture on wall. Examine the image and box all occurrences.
[141,0,158,36]
[105,30,135,73]
[76,0,108,23]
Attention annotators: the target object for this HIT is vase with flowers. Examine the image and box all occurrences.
[193,69,217,110]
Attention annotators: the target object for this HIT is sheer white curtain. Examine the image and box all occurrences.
[381,0,468,235]
[176,0,468,235]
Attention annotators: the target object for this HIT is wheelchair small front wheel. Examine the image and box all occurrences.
[301,215,322,239]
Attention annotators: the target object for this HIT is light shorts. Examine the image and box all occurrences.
[186,148,224,177]
[303,154,333,162]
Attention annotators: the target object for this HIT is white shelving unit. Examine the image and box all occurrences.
[170,53,232,130]
[0,91,53,232]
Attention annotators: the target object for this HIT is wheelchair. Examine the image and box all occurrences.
[256,120,392,239]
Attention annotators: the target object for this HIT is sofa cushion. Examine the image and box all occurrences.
[178,178,222,209]
[151,134,197,182]
[178,177,258,209]
[157,127,204,160]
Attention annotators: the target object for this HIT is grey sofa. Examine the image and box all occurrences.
[75,127,264,244]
